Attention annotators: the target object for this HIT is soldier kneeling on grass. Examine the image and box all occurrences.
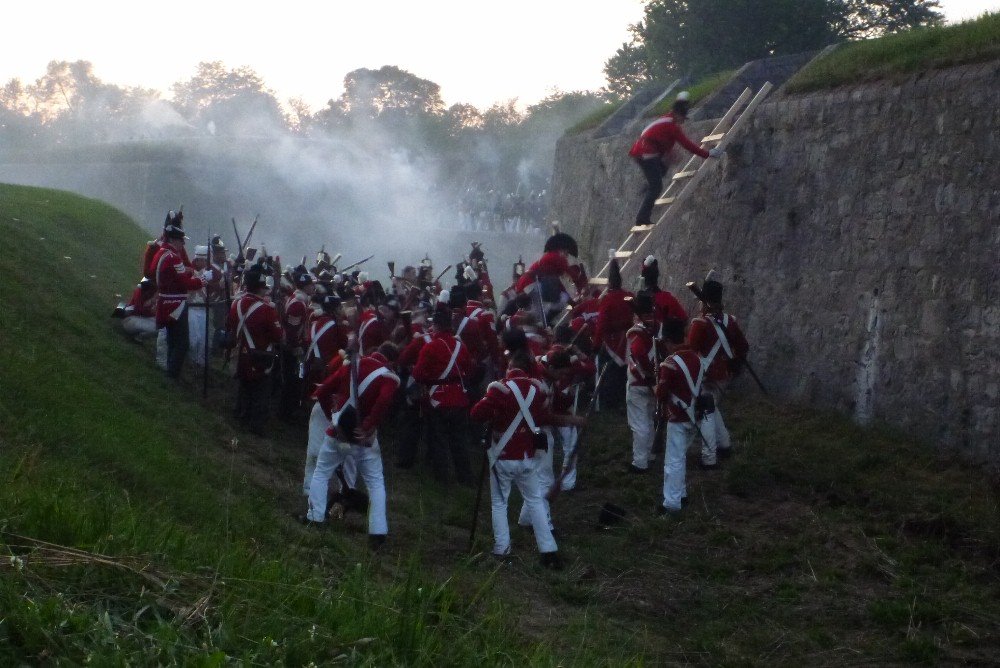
[298,342,400,552]
[470,350,586,569]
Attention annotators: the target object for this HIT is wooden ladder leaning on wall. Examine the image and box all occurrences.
[586,81,775,289]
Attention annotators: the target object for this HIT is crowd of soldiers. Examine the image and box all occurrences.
[455,187,548,233]
[115,209,750,568]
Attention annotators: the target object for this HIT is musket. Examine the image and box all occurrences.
[340,254,375,273]
[242,214,260,254]
[546,361,611,503]
[467,423,492,554]
[434,265,452,284]
[231,218,244,258]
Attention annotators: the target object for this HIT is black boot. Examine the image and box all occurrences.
[540,551,564,570]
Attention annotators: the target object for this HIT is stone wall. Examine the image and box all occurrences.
[550,60,1000,460]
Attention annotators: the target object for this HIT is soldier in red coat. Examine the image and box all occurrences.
[225,268,284,435]
[153,223,211,378]
[637,255,687,330]
[593,258,633,411]
[302,343,400,550]
[395,312,436,470]
[471,350,586,568]
[279,270,316,421]
[303,294,348,391]
[656,317,715,514]
[626,292,658,472]
[412,306,477,485]
[629,91,723,227]
[687,272,749,466]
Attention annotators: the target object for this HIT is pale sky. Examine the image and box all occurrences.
[3,0,997,112]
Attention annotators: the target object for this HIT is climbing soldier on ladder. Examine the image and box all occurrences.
[629,91,724,228]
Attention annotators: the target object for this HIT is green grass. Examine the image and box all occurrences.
[646,69,737,117]
[1,183,999,664]
[787,11,1000,92]
[564,99,627,135]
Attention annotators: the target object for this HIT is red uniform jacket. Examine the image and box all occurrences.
[357,309,387,355]
[515,251,588,295]
[412,331,476,409]
[143,237,190,282]
[124,286,155,318]
[226,293,283,380]
[314,352,400,434]
[470,368,554,461]
[629,112,709,161]
[626,323,656,387]
[646,288,688,329]
[544,345,596,415]
[283,291,311,349]
[153,246,205,327]
[688,313,749,383]
[594,288,634,365]
[305,313,348,384]
[656,347,706,423]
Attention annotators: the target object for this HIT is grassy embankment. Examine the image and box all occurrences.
[566,71,735,136]
[787,11,1000,92]
[1,183,999,664]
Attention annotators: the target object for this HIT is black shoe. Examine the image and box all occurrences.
[718,448,733,459]
[628,464,650,474]
[699,461,719,471]
[368,534,387,552]
[540,551,564,570]
[294,513,324,528]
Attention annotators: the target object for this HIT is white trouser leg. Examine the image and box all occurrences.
[518,433,554,529]
[699,409,721,465]
[304,403,329,495]
[514,457,558,554]
[663,421,693,510]
[354,439,388,535]
[307,436,346,522]
[341,455,359,488]
[559,425,578,490]
[490,461,516,555]
[708,383,731,453]
[187,307,207,367]
[155,328,168,370]
[122,316,157,338]
[627,385,656,469]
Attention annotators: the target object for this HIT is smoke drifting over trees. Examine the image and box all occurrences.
[0,60,610,271]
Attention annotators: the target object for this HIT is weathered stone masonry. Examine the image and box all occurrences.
[551,60,1000,460]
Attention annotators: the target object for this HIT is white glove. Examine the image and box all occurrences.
[201,269,214,282]
[708,147,724,159]
[463,264,478,281]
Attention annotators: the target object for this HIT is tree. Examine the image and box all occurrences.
[338,66,445,119]
[171,61,285,135]
[604,0,942,96]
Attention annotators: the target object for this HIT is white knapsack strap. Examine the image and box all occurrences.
[488,381,538,466]
[236,300,265,350]
[455,317,471,337]
[702,314,733,369]
[670,353,702,423]
[357,365,395,398]
[358,316,375,354]
[428,339,464,407]
[307,320,337,360]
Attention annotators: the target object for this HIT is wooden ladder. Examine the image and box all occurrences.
[587,82,774,287]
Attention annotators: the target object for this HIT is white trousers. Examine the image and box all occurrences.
[518,430,555,529]
[304,402,328,495]
[556,425,579,490]
[702,382,731,465]
[307,435,386,535]
[122,316,157,338]
[491,456,557,555]
[662,417,717,510]
[155,328,168,370]
[627,385,656,469]
[188,306,208,367]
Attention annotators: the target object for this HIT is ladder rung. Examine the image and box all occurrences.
[614,250,632,259]
[654,196,675,206]
[589,277,608,286]
[672,170,697,180]
[630,224,655,233]
[702,133,725,142]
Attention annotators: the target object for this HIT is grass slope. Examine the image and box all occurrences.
[1,183,999,664]
[787,11,1000,93]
